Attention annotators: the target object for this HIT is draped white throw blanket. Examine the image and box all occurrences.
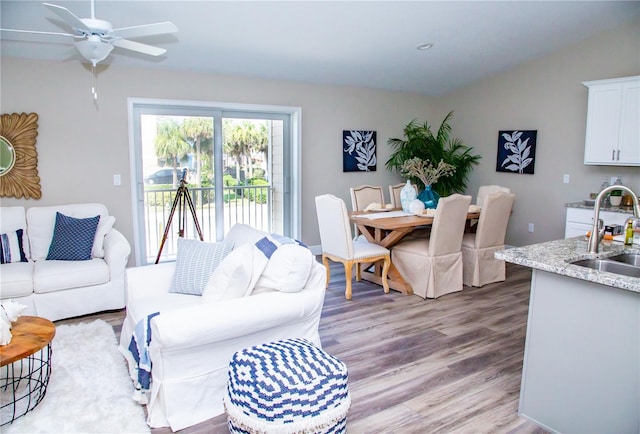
[121,311,160,404]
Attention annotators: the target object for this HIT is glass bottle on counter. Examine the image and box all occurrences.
[624,221,634,246]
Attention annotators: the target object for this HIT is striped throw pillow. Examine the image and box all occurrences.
[170,238,234,296]
[0,229,28,264]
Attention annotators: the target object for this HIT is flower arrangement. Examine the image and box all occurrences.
[400,157,456,188]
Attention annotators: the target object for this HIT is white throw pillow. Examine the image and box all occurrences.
[170,238,234,296]
[253,235,314,293]
[201,243,268,302]
[225,223,267,246]
[92,215,116,258]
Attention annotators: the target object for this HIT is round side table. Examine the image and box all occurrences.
[0,316,56,426]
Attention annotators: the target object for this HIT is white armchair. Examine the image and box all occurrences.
[118,224,327,431]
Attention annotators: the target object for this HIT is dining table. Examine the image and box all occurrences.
[349,208,481,295]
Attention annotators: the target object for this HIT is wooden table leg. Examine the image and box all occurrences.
[361,262,413,295]
[353,224,415,295]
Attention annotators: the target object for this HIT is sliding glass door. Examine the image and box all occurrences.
[129,99,297,265]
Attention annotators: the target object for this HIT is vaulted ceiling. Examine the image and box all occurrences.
[2,1,638,96]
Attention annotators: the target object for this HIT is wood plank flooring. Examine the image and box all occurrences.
[58,262,547,434]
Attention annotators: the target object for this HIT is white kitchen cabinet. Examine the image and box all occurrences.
[564,207,634,238]
[582,76,640,166]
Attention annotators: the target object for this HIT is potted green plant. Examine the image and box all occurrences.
[386,111,481,196]
[609,176,623,207]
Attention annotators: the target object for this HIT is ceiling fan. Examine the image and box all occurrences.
[1,0,178,66]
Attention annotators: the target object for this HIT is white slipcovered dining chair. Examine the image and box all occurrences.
[315,194,391,300]
[476,185,510,207]
[462,191,515,287]
[392,194,472,299]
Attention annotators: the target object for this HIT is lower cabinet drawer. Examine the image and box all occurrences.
[565,221,591,238]
[565,207,633,239]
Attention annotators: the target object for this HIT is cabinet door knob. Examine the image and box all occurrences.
[612,149,615,160]
[617,149,620,160]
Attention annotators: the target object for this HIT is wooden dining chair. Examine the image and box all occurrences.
[349,185,385,238]
[391,194,471,299]
[350,185,385,211]
[462,192,515,287]
[315,194,390,300]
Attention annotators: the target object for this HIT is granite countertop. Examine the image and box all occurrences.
[496,237,640,293]
[566,201,637,214]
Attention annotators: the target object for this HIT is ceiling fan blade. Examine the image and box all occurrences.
[111,22,178,39]
[112,39,166,56]
[43,3,90,32]
[0,28,77,38]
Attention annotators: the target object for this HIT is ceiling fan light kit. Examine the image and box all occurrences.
[75,35,113,66]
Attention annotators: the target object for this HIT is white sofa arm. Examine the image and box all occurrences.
[103,228,131,275]
[151,287,324,351]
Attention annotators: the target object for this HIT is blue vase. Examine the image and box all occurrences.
[418,185,439,209]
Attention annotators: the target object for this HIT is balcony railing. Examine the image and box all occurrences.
[144,184,271,263]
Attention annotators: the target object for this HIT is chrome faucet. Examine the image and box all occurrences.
[588,185,640,254]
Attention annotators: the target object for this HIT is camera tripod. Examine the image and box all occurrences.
[155,171,203,264]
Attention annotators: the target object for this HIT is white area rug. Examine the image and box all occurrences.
[5,319,149,433]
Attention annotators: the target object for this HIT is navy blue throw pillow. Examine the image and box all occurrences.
[46,212,100,261]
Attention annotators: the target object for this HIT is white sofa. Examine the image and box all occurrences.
[118,224,327,431]
[0,203,131,321]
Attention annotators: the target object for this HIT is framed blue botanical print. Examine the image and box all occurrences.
[343,130,376,172]
[496,130,536,174]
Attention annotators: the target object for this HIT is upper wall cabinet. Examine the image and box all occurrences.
[582,76,639,166]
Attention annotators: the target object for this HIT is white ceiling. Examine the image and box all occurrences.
[1,1,639,96]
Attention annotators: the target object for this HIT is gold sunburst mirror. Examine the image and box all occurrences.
[0,113,41,199]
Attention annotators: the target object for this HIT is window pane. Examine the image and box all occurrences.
[222,118,272,234]
[141,115,215,263]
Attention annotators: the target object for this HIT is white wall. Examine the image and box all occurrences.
[1,18,638,258]
[435,18,640,246]
[0,58,435,260]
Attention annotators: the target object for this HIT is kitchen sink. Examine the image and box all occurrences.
[571,258,640,278]
[608,253,640,267]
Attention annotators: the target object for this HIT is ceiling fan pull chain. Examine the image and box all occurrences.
[91,63,98,101]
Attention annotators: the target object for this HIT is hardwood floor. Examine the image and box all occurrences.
[58,262,546,433]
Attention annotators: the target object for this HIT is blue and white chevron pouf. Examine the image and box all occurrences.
[224,338,351,434]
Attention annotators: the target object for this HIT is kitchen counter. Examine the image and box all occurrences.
[565,201,637,214]
[497,237,639,433]
[495,236,639,292]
